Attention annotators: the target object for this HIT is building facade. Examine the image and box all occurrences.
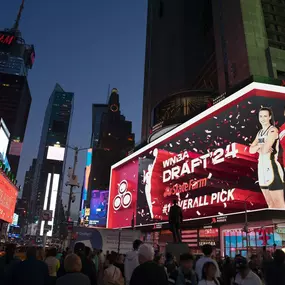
[0,1,35,174]
[141,0,285,142]
[89,88,135,191]
[141,0,217,141]
[31,84,73,236]
[0,72,31,174]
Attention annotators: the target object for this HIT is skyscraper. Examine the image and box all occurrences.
[89,88,135,191]
[31,83,74,236]
[212,0,285,94]
[142,0,217,141]
[80,89,134,226]
[141,0,285,142]
[0,0,35,174]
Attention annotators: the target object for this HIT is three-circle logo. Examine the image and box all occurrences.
[113,180,132,211]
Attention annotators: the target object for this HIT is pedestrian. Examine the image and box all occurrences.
[56,253,91,285]
[195,244,221,281]
[233,256,262,285]
[124,239,143,285]
[103,254,124,285]
[168,253,197,285]
[264,249,285,285]
[45,247,60,285]
[0,244,21,285]
[114,253,125,277]
[130,243,168,285]
[74,242,97,285]
[154,253,167,276]
[198,261,220,285]
[11,246,50,285]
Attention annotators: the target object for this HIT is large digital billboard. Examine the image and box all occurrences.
[0,172,18,223]
[107,83,285,229]
[89,190,109,227]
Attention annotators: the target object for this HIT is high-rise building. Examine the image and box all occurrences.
[212,0,285,94]
[142,0,217,141]
[90,104,108,148]
[0,0,35,174]
[141,0,285,142]
[89,88,135,191]
[0,0,35,76]
[31,83,74,236]
[22,158,37,202]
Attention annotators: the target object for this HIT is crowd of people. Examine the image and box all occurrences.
[0,241,285,285]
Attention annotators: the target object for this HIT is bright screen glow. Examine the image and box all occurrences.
[0,173,18,223]
[40,173,60,236]
[12,213,19,226]
[0,119,10,161]
[81,149,92,215]
[47,146,65,161]
[107,83,285,228]
[89,190,109,227]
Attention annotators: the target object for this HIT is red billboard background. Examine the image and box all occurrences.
[107,83,285,228]
[0,172,18,223]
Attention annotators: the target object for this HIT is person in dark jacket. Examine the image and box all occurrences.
[74,242,97,285]
[56,253,90,285]
[168,253,197,285]
[11,246,50,285]
[0,244,21,285]
[264,249,285,285]
[169,200,183,242]
[130,244,168,285]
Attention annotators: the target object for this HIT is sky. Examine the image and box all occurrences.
[1,0,147,218]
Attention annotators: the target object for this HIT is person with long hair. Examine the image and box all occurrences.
[198,262,220,285]
[249,107,285,208]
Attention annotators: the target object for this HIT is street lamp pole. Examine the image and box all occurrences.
[65,146,89,247]
[243,195,254,257]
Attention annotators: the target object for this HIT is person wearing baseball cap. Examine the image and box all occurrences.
[233,256,261,285]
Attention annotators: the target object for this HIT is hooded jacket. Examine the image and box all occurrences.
[124,250,139,285]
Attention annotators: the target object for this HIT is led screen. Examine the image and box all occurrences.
[81,149,92,215]
[0,119,10,161]
[107,83,285,228]
[47,146,65,161]
[0,173,18,223]
[40,173,60,236]
[89,190,109,227]
[12,213,19,226]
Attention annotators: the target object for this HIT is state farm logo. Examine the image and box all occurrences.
[113,180,132,211]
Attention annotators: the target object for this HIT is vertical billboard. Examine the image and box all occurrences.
[0,172,18,223]
[81,148,92,216]
[107,83,285,228]
[0,118,10,162]
[89,190,109,227]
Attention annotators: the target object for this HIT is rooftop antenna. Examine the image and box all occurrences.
[13,0,25,30]
[106,84,110,103]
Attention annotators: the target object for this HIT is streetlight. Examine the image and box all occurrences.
[65,146,89,247]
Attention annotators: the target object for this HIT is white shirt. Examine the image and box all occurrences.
[195,256,221,281]
[198,280,220,285]
[233,270,262,285]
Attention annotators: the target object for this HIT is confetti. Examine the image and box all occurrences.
[218,212,224,215]
[250,110,256,113]
[196,211,201,216]
[207,173,212,179]
[223,203,227,208]
[169,143,173,147]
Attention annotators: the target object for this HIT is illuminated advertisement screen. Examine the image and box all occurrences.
[47,146,65,161]
[81,149,92,213]
[0,119,10,161]
[89,190,109,227]
[107,83,285,228]
[0,173,18,223]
